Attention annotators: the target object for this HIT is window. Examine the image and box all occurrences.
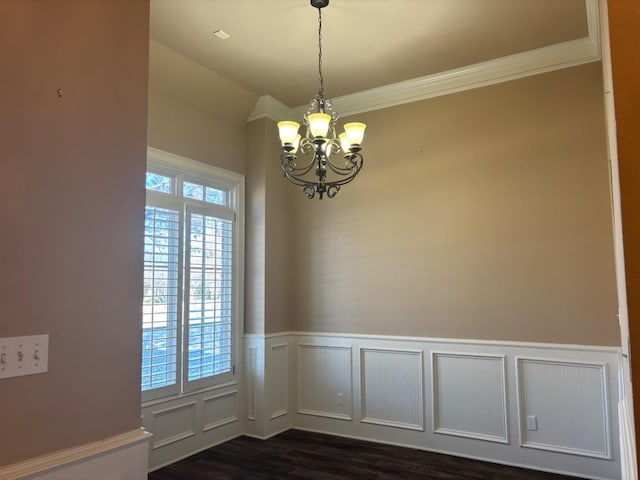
[141,149,244,402]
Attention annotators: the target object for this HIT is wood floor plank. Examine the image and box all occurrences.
[148,430,583,480]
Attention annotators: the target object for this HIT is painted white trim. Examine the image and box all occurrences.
[147,146,244,186]
[269,343,289,419]
[151,402,197,450]
[249,331,620,354]
[431,352,508,444]
[0,429,151,480]
[297,344,353,421]
[242,426,291,442]
[142,380,239,409]
[202,390,239,432]
[297,343,353,351]
[360,347,425,431]
[619,395,637,480]
[515,357,612,460]
[359,418,424,431]
[247,346,258,421]
[247,95,291,122]
[297,409,353,421]
[249,0,601,121]
[235,332,625,478]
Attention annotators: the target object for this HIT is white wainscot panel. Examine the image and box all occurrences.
[361,348,424,431]
[270,343,289,419]
[203,390,239,432]
[151,402,197,450]
[516,357,611,459]
[432,352,508,443]
[247,345,259,421]
[298,344,352,420]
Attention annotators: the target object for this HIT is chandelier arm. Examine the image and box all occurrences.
[285,163,316,177]
[299,138,316,153]
[332,153,364,183]
[325,158,359,175]
[326,174,361,188]
[282,169,319,188]
[281,155,317,177]
[326,151,363,171]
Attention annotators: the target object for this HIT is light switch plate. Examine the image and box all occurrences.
[0,335,49,379]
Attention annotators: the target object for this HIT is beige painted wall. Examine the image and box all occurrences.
[288,62,620,345]
[265,119,295,334]
[245,117,294,334]
[245,119,268,334]
[0,0,149,466]
[148,86,246,174]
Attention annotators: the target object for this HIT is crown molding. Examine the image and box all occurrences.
[248,94,292,122]
[322,36,599,118]
[251,0,600,122]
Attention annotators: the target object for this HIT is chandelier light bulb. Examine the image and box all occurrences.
[307,113,332,138]
[339,132,351,152]
[277,121,300,146]
[344,122,366,146]
[292,134,301,154]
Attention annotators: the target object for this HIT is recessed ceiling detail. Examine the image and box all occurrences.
[149,0,598,122]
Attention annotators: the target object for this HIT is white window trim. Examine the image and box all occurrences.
[142,147,245,404]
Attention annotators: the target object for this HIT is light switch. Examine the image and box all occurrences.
[0,335,49,379]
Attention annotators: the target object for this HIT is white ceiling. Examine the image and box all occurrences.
[149,0,591,119]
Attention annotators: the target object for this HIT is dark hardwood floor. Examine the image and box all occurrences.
[148,429,583,480]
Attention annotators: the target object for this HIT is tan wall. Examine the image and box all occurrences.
[245,119,268,334]
[0,0,149,466]
[245,117,294,334]
[265,119,295,334]
[289,63,619,345]
[607,0,640,456]
[148,86,246,174]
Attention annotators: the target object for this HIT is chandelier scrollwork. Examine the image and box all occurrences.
[277,0,366,200]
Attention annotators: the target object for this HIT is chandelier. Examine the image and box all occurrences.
[277,0,366,199]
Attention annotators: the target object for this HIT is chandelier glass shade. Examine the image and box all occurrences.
[277,0,366,199]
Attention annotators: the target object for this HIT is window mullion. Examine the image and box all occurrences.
[181,206,192,393]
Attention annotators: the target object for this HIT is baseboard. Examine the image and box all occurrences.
[243,426,291,442]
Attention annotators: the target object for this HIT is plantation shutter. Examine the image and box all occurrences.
[183,205,235,391]
[141,205,181,398]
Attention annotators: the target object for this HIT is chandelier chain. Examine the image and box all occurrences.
[277,0,366,199]
[317,6,324,100]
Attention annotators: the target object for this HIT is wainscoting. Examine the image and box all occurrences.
[245,332,622,480]
[142,381,243,471]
